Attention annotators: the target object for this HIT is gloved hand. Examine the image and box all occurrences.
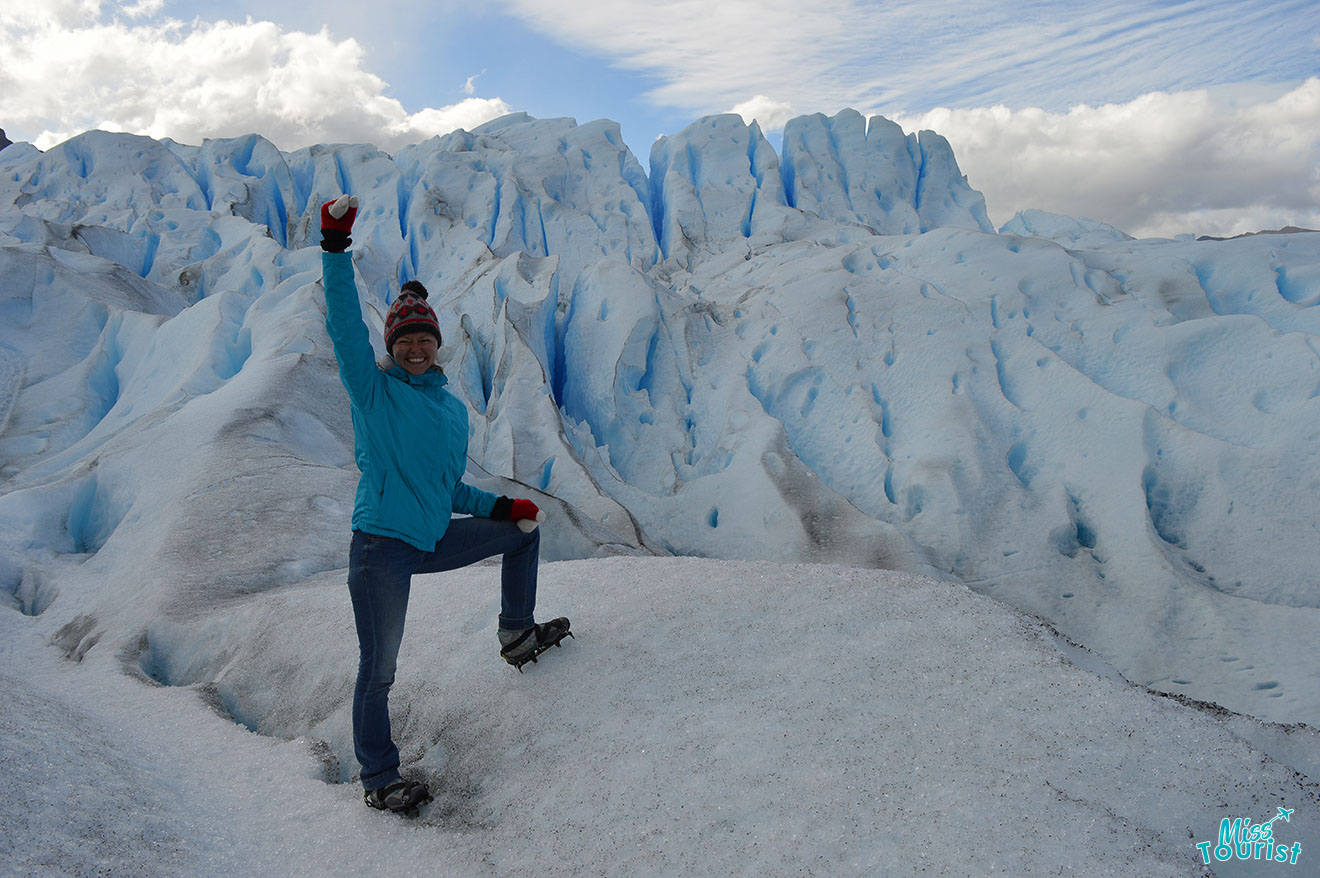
[493,496,546,532]
[320,195,358,252]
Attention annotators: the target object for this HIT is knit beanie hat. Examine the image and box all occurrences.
[384,281,441,351]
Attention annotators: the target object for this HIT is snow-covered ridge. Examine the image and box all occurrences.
[0,111,991,285]
[1,109,1319,745]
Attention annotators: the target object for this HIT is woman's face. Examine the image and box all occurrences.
[392,332,438,375]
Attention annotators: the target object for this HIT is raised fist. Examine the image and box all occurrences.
[321,194,358,232]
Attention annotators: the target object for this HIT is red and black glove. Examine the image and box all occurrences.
[492,496,546,532]
[320,195,358,252]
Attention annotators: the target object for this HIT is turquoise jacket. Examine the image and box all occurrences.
[322,251,497,550]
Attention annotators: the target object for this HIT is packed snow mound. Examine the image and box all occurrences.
[649,111,992,269]
[1,112,1319,740]
[1000,208,1135,246]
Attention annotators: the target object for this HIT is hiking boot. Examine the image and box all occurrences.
[364,777,431,814]
[498,617,573,670]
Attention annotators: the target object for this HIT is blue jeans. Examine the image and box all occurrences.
[347,518,540,790]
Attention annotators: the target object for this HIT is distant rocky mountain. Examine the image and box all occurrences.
[1197,225,1319,241]
[0,129,11,151]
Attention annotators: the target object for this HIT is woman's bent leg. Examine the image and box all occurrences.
[419,518,540,630]
[347,531,420,790]
[498,524,540,630]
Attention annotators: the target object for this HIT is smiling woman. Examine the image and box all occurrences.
[317,194,565,814]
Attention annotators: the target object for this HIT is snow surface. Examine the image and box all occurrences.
[4,560,1318,876]
[2,110,1320,875]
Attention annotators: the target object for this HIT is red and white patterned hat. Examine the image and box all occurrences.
[384,281,441,351]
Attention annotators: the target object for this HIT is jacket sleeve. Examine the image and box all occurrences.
[321,251,382,411]
[452,481,499,518]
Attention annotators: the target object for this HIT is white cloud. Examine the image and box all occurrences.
[118,0,165,17]
[501,0,1319,237]
[501,0,1319,118]
[729,96,795,132]
[503,0,853,114]
[0,2,511,152]
[4,0,1316,239]
[396,98,513,142]
[1,0,99,29]
[891,80,1320,238]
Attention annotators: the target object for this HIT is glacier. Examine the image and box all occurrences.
[2,108,1320,871]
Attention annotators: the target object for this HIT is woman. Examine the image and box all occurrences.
[320,195,570,814]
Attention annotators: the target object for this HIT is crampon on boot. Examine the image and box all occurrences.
[364,778,432,815]
[499,617,573,671]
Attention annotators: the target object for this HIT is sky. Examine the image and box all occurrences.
[1,0,1318,238]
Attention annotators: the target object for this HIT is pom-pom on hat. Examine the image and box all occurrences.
[384,281,442,351]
